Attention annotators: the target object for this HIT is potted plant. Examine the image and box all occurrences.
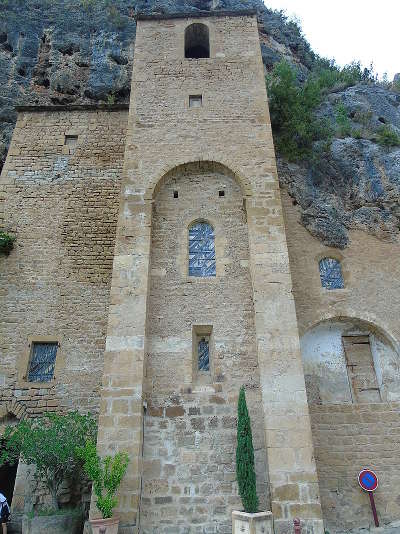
[76,439,129,534]
[232,386,274,534]
[0,411,96,534]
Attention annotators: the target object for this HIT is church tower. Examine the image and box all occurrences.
[95,10,324,534]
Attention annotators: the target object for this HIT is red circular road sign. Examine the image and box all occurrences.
[358,469,379,492]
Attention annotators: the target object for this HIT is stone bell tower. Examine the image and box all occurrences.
[94,10,325,534]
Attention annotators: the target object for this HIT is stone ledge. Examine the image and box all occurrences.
[15,104,129,113]
[136,9,257,21]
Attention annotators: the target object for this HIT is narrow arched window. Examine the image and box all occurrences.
[185,23,210,59]
[189,222,216,277]
[319,258,344,290]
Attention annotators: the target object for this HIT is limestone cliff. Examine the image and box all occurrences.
[0,0,399,247]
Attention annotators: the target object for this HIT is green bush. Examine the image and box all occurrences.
[0,412,96,511]
[314,60,376,93]
[0,231,15,253]
[76,440,129,519]
[266,60,332,161]
[335,103,352,137]
[236,386,258,513]
[376,125,400,147]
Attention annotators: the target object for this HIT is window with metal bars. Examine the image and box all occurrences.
[189,221,216,277]
[198,336,210,372]
[27,342,58,382]
[319,258,344,290]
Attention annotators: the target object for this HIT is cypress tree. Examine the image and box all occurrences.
[236,386,259,513]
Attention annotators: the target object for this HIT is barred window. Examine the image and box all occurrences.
[198,336,210,372]
[28,342,58,382]
[319,258,344,290]
[189,222,216,277]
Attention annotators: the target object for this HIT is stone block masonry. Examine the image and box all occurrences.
[95,11,324,534]
[0,107,128,419]
[311,403,400,533]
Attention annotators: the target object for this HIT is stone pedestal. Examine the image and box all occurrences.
[89,516,119,534]
[232,511,274,534]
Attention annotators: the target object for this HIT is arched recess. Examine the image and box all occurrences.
[300,317,400,404]
[184,23,210,59]
[146,160,253,200]
[141,157,268,532]
[0,401,26,515]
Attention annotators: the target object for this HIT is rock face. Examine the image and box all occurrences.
[0,0,399,247]
[279,84,400,248]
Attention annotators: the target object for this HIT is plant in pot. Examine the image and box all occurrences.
[0,411,96,534]
[76,439,129,534]
[232,386,273,534]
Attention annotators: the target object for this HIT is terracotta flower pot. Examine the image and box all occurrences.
[89,516,119,534]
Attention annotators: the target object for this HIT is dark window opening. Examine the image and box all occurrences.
[173,190,179,198]
[185,23,210,59]
[64,134,78,146]
[218,190,225,197]
[189,95,202,108]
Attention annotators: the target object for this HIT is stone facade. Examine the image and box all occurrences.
[282,190,400,533]
[0,9,399,534]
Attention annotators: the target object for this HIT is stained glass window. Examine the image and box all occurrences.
[198,337,210,371]
[28,342,58,382]
[319,258,344,290]
[189,222,216,277]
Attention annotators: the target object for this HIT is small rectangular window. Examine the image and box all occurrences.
[193,326,212,378]
[64,134,78,146]
[218,190,225,197]
[173,190,179,198]
[28,342,58,382]
[189,95,202,108]
[198,336,210,371]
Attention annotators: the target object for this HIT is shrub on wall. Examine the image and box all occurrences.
[0,231,15,253]
[236,386,259,513]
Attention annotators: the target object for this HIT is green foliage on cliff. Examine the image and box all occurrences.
[266,61,332,161]
[236,386,258,514]
[335,103,352,137]
[376,125,400,147]
[266,59,379,160]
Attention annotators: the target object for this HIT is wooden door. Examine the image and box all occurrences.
[342,335,381,403]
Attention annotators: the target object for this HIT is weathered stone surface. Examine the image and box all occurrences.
[279,84,400,249]
[21,512,83,534]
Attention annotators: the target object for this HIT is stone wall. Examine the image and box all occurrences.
[96,12,323,534]
[281,190,400,532]
[310,403,400,533]
[0,106,127,421]
[141,164,268,533]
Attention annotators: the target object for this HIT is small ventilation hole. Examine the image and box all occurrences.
[218,190,225,197]
[173,190,178,198]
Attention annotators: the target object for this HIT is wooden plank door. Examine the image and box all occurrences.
[342,335,381,403]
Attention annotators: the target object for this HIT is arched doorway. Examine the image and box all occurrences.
[0,413,19,509]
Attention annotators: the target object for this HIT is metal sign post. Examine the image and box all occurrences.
[358,469,379,527]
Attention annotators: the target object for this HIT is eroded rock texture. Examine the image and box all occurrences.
[0,0,399,247]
